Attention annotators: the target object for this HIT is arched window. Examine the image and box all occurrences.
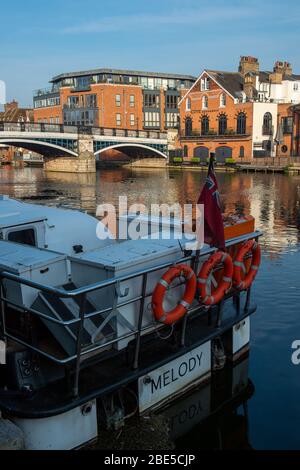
[220,94,226,107]
[201,116,209,135]
[185,117,193,136]
[218,114,227,135]
[263,112,273,135]
[202,95,208,110]
[237,112,246,134]
[186,97,191,111]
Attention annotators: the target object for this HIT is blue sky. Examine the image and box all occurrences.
[1,0,300,107]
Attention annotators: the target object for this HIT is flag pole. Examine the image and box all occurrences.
[193,154,216,273]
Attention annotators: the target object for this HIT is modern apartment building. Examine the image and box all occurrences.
[177,57,300,161]
[33,68,196,131]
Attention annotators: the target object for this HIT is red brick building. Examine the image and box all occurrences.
[0,101,33,162]
[33,68,196,132]
[177,57,300,162]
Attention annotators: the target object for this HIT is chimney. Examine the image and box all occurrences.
[4,100,18,112]
[239,56,259,76]
[243,73,257,100]
[274,61,293,76]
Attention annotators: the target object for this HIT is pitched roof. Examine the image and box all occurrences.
[0,107,33,122]
[206,70,244,97]
[179,69,245,105]
[259,71,300,83]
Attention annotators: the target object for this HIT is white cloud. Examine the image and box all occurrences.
[62,7,256,34]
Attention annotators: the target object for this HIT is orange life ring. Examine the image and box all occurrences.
[233,239,261,290]
[197,251,233,306]
[152,264,197,325]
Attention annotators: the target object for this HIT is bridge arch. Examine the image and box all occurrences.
[94,143,168,159]
[0,138,78,158]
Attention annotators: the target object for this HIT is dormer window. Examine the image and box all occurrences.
[202,95,208,110]
[201,77,210,91]
[220,94,226,107]
[186,97,191,111]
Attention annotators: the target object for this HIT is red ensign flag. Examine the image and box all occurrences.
[197,156,225,250]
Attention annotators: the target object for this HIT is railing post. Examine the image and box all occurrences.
[72,294,86,397]
[133,273,148,370]
[0,279,7,338]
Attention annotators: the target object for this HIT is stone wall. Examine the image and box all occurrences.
[44,157,96,173]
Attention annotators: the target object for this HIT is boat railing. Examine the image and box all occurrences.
[0,231,261,396]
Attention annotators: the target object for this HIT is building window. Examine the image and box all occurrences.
[165,113,179,128]
[218,114,227,135]
[50,117,54,124]
[166,94,179,109]
[282,116,293,134]
[220,94,226,107]
[116,113,121,126]
[201,77,210,91]
[293,83,299,92]
[86,94,97,108]
[239,146,245,158]
[115,94,121,107]
[263,112,273,135]
[201,116,209,135]
[185,117,192,136]
[183,145,188,158]
[237,112,247,134]
[144,112,160,128]
[55,117,60,124]
[68,96,79,108]
[130,95,135,107]
[202,95,208,110]
[130,114,135,126]
[144,93,160,108]
[186,97,191,111]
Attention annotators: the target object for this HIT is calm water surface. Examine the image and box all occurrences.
[1,165,300,449]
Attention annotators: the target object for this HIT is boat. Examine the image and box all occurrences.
[0,194,262,449]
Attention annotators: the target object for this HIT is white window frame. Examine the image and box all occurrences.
[116,113,121,126]
[220,93,226,107]
[202,95,208,110]
[130,114,135,126]
[186,97,191,111]
[115,94,121,107]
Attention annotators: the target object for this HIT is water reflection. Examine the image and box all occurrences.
[1,167,299,256]
[1,166,300,448]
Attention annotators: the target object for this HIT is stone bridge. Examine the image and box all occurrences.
[0,122,169,172]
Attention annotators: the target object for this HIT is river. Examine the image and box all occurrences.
[1,165,300,449]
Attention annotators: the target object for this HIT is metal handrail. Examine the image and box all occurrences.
[0,231,260,302]
[0,230,262,396]
[0,121,168,140]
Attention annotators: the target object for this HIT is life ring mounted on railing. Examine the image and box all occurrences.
[197,251,233,306]
[233,239,261,291]
[152,264,196,325]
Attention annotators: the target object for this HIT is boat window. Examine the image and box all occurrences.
[7,228,36,247]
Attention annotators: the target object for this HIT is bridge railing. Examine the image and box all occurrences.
[0,121,168,140]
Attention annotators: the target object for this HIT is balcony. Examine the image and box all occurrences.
[33,86,60,98]
[71,84,92,93]
[180,130,250,140]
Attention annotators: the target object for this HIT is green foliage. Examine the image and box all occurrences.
[225,157,236,164]
[172,157,183,163]
[191,157,201,163]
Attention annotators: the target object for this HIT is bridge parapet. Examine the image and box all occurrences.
[0,121,169,172]
[0,121,167,141]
